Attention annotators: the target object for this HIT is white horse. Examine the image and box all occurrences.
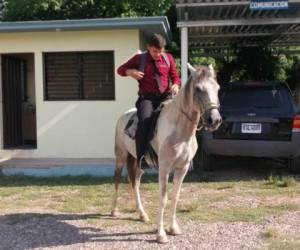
[111,64,222,243]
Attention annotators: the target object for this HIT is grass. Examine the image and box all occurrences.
[0,173,299,226]
[266,175,297,188]
[261,228,300,250]
[263,228,280,239]
[0,170,298,249]
[178,202,300,223]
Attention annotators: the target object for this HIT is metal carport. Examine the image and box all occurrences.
[176,0,300,84]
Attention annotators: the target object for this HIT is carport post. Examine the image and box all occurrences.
[0,55,2,149]
[181,26,188,85]
[297,83,300,108]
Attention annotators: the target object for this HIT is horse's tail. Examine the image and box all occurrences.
[126,153,137,188]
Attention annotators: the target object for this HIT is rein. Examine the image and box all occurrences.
[180,102,219,131]
[180,108,204,131]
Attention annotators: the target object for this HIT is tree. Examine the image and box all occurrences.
[209,47,299,87]
[0,0,5,19]
[2,0,174,21]
[286,55,300,90]
[1,0,178,54]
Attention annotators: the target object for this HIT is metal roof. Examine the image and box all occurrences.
[176,0,300,48]
[0,16,171,41]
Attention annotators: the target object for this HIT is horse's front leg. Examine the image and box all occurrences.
[157,166,170,244]
[169,164,189,236]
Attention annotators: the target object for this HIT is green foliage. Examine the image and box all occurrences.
[2,0,174,21]
[4,0,300,87]
[233,47,277,81]
[1,0,178,51]
[190,56,216,68]
[285,55,300,89]
[189,47,300,87]
[0,0,5,19]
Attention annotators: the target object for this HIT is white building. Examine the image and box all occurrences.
[0,17,171,163]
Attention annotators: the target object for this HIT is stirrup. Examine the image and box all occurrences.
[139,156,150,170]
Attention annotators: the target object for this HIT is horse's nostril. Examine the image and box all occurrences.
[207,117,213,125]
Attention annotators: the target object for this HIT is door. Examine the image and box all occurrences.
[2,55,25,148]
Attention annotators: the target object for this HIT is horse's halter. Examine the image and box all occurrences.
[180,73,220,130]
[180,92,220,131]
[194,86,220,130]
[199,101,220,117]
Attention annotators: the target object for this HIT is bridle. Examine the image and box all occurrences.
[180,99,220,131]
[179,74,220,130]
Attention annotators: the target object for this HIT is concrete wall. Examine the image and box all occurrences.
[0,29,140,159]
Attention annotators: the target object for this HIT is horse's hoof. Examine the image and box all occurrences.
[156,234,168,244]
[110,210,120,217]
[168,227,182,236]
[140,214,150,223]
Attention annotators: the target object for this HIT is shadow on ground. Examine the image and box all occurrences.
[0,213,156,249]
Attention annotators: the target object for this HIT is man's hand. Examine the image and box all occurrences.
[171,84,179,95]
[126,69,144,80]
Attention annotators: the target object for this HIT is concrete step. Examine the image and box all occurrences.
[0,158,116,177]
[0,158,156,177]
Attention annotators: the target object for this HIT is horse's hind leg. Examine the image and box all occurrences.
[157,166,170,244]
[111,154,126,217]
[126,154,149,222]
[169,164,189,236]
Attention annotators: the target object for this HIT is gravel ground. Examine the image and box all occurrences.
[0,159,299,250]
[0,211,299,250]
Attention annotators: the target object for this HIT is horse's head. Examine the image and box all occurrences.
[186,63,222,131]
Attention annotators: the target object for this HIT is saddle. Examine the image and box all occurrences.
[124,101,193,171]
[125,105,162,141]
[124,105,164,169]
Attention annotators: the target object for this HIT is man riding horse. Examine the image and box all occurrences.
[114,34,222,243]
[117,33,181,169]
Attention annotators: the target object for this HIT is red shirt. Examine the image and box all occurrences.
[117,52,181,96]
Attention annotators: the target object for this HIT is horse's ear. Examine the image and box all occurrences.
[208,64,216,77]
[187,63,197,79]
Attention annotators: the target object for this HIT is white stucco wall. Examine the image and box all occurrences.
[0,29,140,159]
[0,56,3,151]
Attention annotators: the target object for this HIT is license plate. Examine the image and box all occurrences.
[241,123,262,134]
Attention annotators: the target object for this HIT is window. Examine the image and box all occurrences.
[44,51,115,100]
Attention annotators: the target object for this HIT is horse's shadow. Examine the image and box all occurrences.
[0,213,156,249]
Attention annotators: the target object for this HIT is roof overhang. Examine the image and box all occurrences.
[176,0,300,48]
[0,16,172,41]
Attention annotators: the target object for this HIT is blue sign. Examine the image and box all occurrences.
[250,0,289,10]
